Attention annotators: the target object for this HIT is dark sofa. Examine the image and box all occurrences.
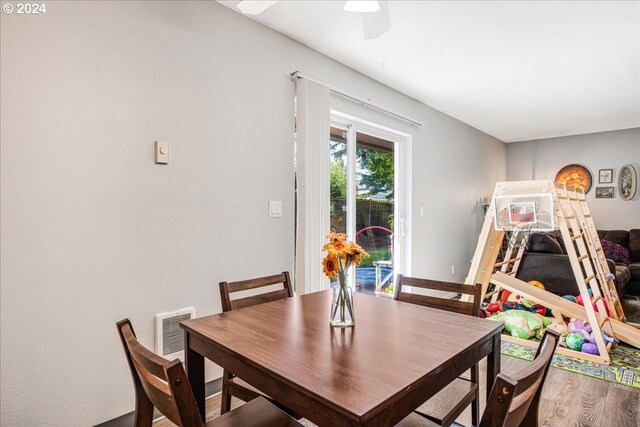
[516,229,640,298]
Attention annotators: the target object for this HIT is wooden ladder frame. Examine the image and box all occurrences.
[570,186,626,322]
[464,180,638,365]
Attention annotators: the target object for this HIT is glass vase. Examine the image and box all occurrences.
[330,278,355,327]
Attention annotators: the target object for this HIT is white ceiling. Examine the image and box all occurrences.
[220,1,640,142]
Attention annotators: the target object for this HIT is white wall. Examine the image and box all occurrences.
[0,2,505,425]
[507,128,640,230]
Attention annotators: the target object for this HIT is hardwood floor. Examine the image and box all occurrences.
[154,354,639,427]
[504,355,638,427]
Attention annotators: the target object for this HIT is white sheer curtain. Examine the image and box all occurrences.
[294,78,330,295]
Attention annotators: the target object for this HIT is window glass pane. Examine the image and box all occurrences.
[329,127,347,234]
[355,132,395,297]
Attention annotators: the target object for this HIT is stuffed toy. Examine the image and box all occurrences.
[565,333,584,351]
[484,301,519,314]
[564,329,619,355]
[568,319,592,338]
[501,290,521,304]
[485,302,501,314]
[603,332,620,345]
[500,281,549,316]
[488,310,551,340]
[519,299,549,316]
[528,280,545,290]
[581,331,620,355]
[501,280,544,303]
[581,337,599,355]
[576,293,611,316]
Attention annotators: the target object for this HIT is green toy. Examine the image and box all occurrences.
[488,310,552,340]
[565,333,584,351]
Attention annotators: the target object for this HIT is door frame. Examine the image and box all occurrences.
[330,110,412,285]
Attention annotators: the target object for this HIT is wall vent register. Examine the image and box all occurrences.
[154,307,195,361]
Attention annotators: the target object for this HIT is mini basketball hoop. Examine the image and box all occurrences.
[503,223,533,252]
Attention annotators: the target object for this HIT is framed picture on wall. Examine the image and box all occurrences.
[595,187,614,199]
[598,169,613,184]
[619,164,637,201]
[554,164,592,193]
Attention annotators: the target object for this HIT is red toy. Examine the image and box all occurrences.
[576,294,611,316]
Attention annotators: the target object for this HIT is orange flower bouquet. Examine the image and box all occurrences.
[323,232,369,327]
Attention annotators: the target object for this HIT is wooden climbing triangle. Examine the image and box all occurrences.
[464,180,639,365]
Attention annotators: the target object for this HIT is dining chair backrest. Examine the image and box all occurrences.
[219,271,293,313]
[480,329,560,427]
[393,274,482,317]
[117,319,204,427]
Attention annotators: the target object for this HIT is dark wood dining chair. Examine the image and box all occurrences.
[398,329,561,427]
[479,328,560,427]
[393,274,482,427]
[117,318,302,427]
[218,271,294,414]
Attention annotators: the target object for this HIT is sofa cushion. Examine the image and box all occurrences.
[597,230,629,248]
[549,230,568,254]
[527,233,564,254]
[629,229,640,263]
[629,263,640,282]
[615,265,631,288]
[517,253,578,296]
[600,239,631,264]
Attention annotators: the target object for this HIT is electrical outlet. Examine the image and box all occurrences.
[451,265,456,276]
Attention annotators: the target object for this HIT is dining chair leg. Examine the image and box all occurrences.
[487,334,501,400]
[133,391,154,427]
[470,363,480,427]
[220,370,232,414]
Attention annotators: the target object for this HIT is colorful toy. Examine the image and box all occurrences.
[528,280,545,290]
[603,332,620,345]
[519,298,548,316]
[562,327,619,355]
[485,303,501,314]
[576,293,611,316]
[500,289,520,304]
[562,295,577,303]
[581,337,599,355]
[484,301,520,314]
[488,310,551,340]
[565,333,584,351]
[568,319,592,338]
[582,332,620,355]
[500,283,550,316]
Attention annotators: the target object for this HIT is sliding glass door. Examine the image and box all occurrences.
[329,115,409,297]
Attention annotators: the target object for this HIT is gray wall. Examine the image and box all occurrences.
[507,128,640,230]
[0,1,505,425]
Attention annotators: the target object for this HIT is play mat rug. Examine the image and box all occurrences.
[501,342,640,389]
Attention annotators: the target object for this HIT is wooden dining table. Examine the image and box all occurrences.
[180,290,503,426]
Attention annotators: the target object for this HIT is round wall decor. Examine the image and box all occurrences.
[619,164,637,201]
[555,164,592,194]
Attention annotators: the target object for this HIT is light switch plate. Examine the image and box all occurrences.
[155,141,169,164]
[269,201,282,218]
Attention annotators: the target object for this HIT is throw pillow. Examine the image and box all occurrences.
[527,233,564,254]
[600,239,631,265]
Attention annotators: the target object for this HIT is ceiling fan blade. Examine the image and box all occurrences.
[362,1,390,40]
[236,0,278,15]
